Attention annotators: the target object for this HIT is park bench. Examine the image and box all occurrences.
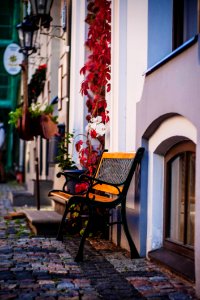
[48,147,145,262]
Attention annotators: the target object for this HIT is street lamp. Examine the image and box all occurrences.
[30,0,54,28]
[16,16,38,56]
[16,16,41,210]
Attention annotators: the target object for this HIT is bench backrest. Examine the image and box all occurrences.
[93,147,145,197]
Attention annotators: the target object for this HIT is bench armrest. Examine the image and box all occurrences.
[84,176,122,197]
[56,171,85,180]
[79,174,95,185]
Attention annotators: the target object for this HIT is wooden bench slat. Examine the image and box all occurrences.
[93,184,122,195]
[100,152,135,159]
[49,190,117,203]
[49,190,72,202]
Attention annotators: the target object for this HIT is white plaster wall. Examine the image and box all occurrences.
[111,0,147,210]
[111,0,147,152]
[69,0,86,163]
[110,0,125,151]
[126,0,147,151]
[110,0,128,151]
[110,0,148,251]
[147,116,197,253]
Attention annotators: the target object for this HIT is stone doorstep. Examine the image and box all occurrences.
[8,179,53,207]
[22,210,62,236]
[148,247,195,282]
[8,190,35,207]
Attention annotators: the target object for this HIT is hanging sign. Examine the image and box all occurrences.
[3,43,23,75]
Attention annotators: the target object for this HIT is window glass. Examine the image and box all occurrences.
[0,2,14,40]
[173,0,197,50]
[169,154,185,244]
[165,142,195,251]
[187,153,195,246]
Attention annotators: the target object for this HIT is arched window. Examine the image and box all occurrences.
[164,141,195,258]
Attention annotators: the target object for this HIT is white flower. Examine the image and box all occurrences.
[85,119,106,137]
[90,116,102,123]
[96,122,106,136]
[30,102,37,111]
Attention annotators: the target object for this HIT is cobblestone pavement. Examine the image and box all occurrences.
[0,182,199,300]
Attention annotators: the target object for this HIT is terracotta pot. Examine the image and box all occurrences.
[39,114,58,139]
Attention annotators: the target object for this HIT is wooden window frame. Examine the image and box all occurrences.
[58,65,63,111]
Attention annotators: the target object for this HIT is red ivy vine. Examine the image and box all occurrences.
[75,0,111,176]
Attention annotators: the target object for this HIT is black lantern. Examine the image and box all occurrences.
[16,17,39,56]
[30,0,54,28]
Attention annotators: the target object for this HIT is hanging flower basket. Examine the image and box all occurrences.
[9,103,58,140]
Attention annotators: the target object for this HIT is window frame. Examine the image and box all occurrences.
[172,0,198,51]
[164,141,195,259]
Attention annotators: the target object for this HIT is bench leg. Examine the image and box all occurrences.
[75,207,93,262]
[56,203,69,241]
[121,203,140,259]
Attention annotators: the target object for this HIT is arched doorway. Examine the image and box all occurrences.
[164,141,195,259]
[145,116,197,281]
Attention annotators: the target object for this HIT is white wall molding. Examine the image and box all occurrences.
[69,0,86,137]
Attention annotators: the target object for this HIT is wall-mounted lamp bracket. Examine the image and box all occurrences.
[40,25,65,40]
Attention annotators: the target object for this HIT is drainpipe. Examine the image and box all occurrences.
[66,0,72,134]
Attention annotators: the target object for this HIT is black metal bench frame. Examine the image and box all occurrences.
[48,147,145,262]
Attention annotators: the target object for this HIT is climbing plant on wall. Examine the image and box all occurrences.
[76,0,111,175]
[28,64,47,104]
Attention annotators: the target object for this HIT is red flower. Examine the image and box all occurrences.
[90,129,97,138]
[75,182,89,194]
[38,64,47,70]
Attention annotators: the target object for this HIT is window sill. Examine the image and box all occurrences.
[148,247,195,282]
[144,35,198,76]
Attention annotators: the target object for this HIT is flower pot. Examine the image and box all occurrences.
[39,114,58,139]
[63,169,86,194]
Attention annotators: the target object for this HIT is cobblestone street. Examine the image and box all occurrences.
[0,183,199,299]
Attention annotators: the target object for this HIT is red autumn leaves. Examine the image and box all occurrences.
[80,0,111,123]
[76,0,111,176]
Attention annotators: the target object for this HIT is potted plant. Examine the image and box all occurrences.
[9,103,58,139]
[55,132,89,235]
[56,132,87,194]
